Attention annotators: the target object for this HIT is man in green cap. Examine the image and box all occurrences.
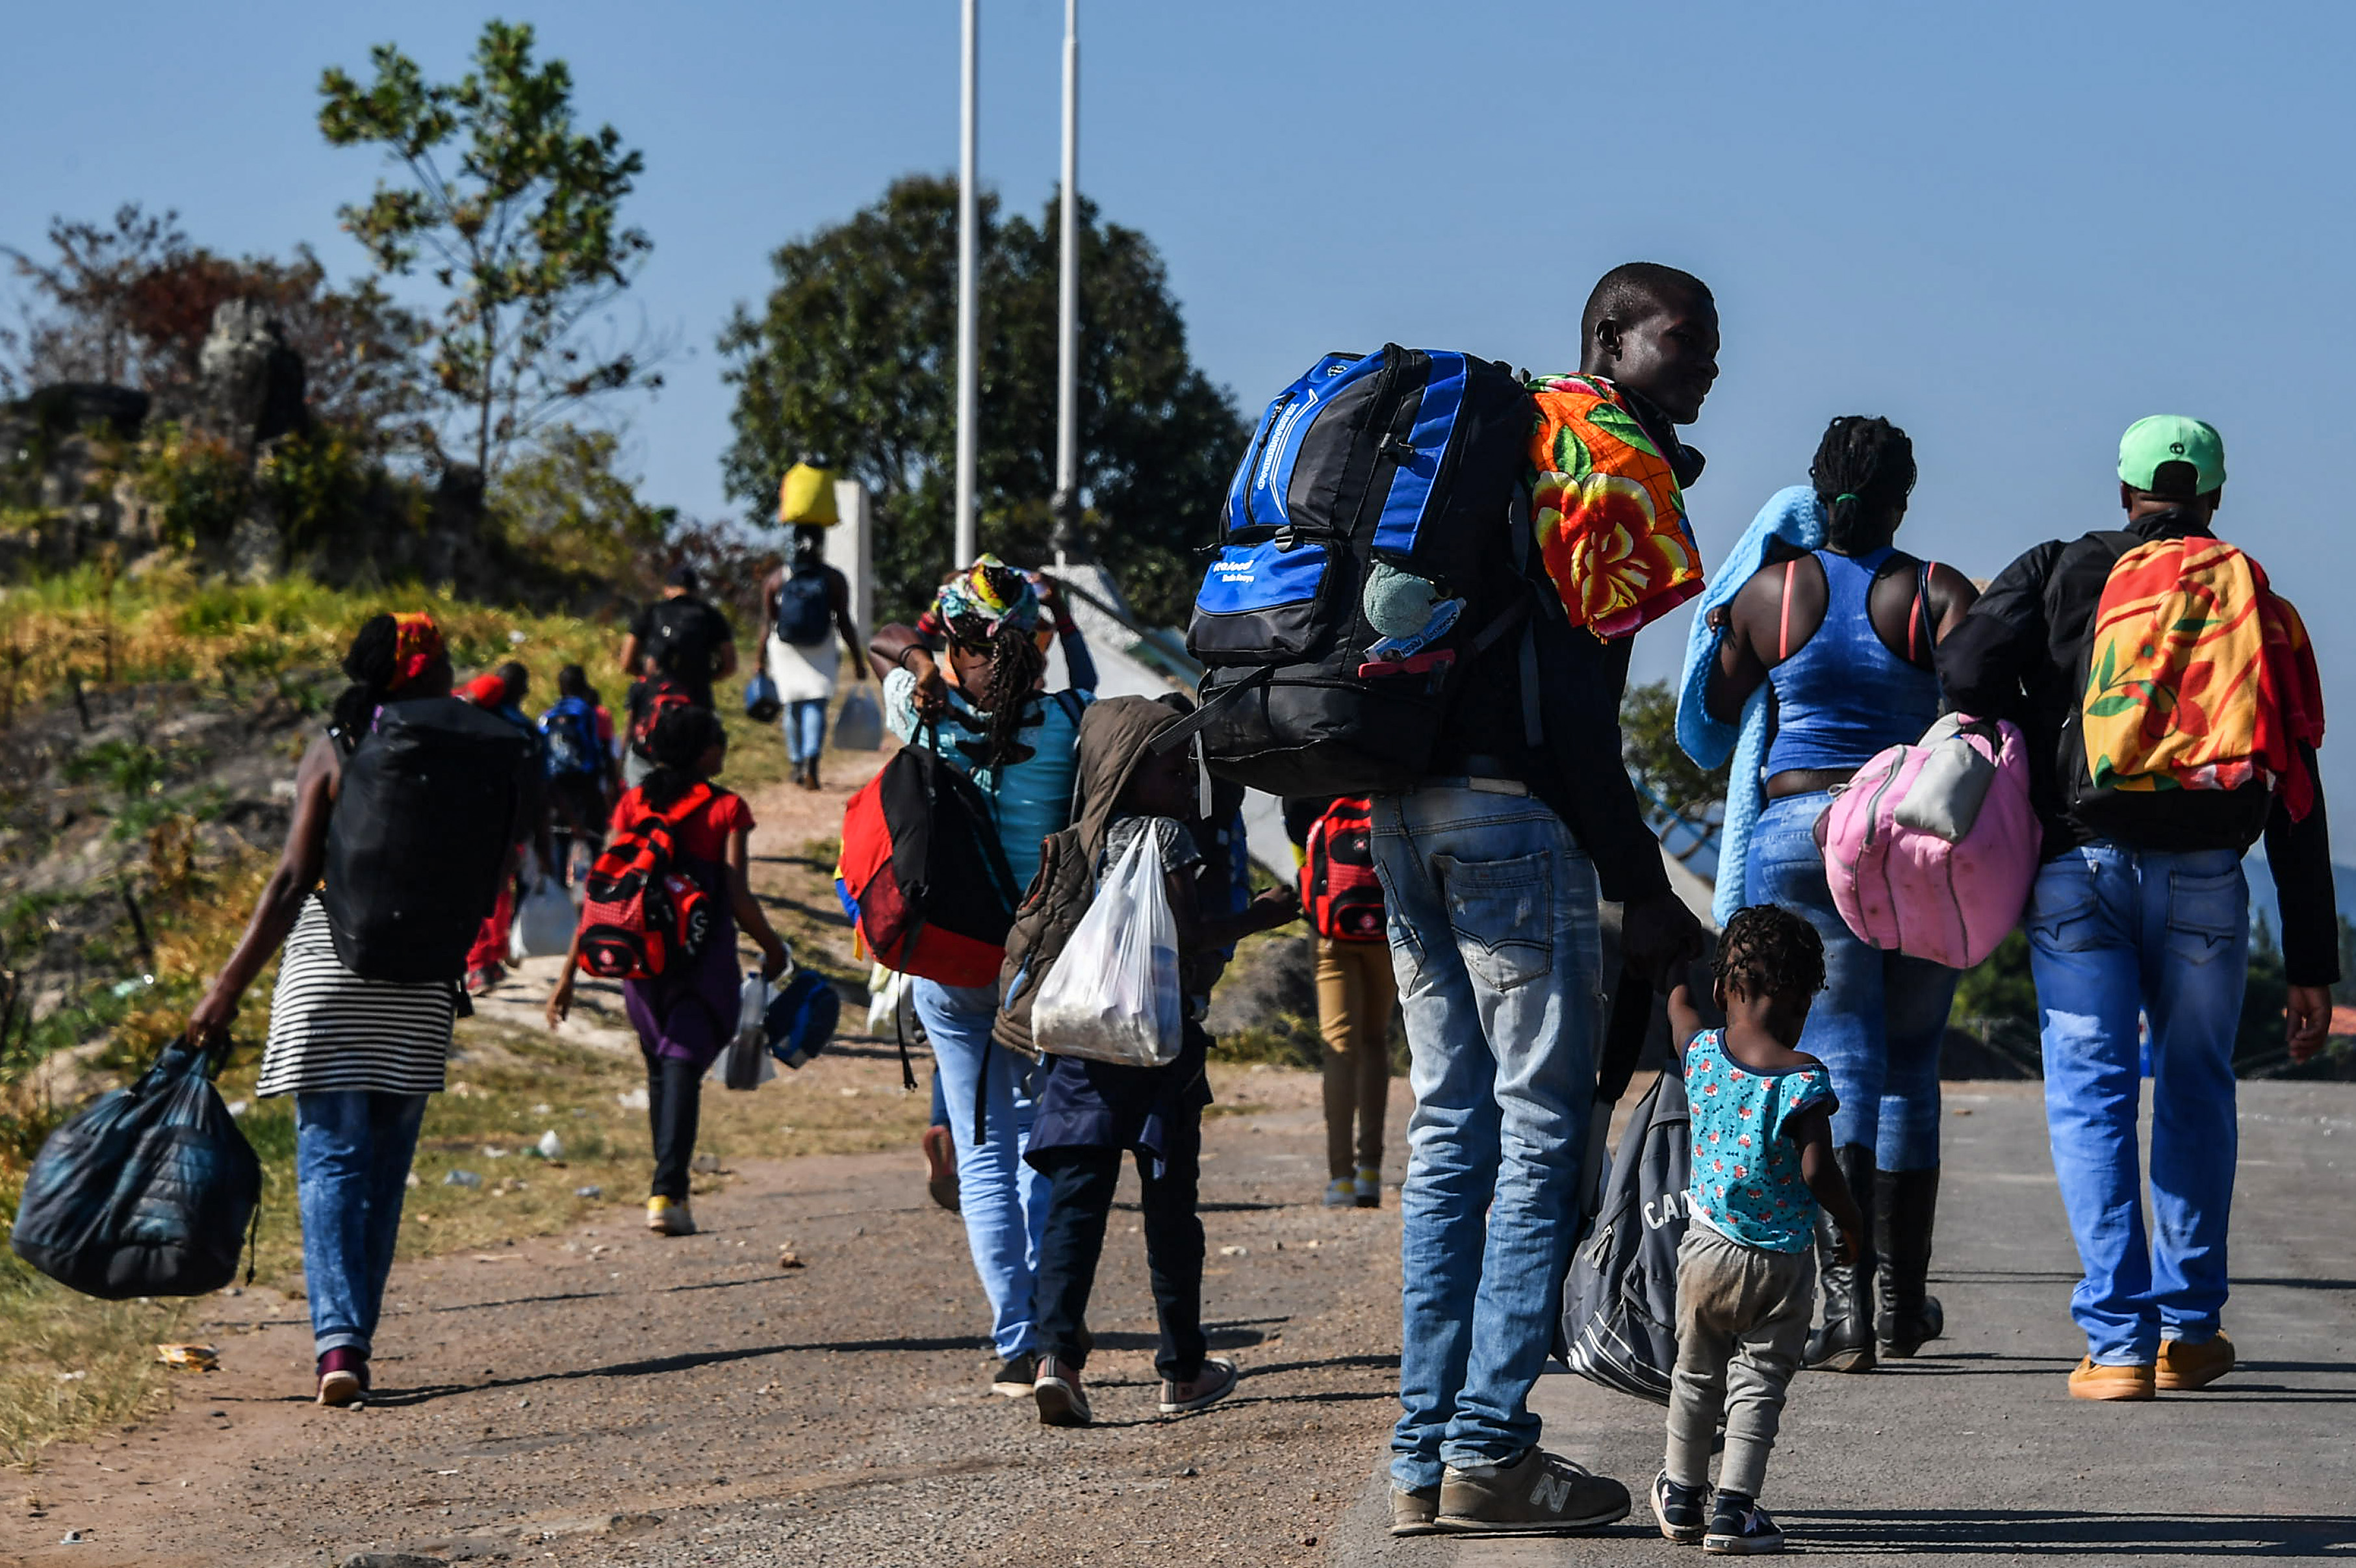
[1940,416,2336,1403]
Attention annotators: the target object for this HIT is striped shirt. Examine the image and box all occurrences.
[257,897,455,1098]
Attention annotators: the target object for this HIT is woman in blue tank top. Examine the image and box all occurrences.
[1703,417,1980,1376]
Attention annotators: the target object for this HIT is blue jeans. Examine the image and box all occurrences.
[294,1090,428,1359]
[2025,842,2247,1363]
[783,698,828,764]
[1370,785,1600,1487]
[1746,791,1958,1170]
[913,979,1051,1361]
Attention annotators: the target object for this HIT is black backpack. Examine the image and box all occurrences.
[1557,977,1691,1404]
[645,597,721,682]
[1172,345,1536,797]
[774,570,833,645]
[321,696,532,983]
[12,1035,261,1300]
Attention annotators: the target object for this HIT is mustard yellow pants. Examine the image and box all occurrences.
[1315,936,1396,1180]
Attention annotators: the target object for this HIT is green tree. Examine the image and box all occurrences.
[491,424,669,584]
[318,19,658,478]
[718,175,1245,626]
[1620,678,1730,827]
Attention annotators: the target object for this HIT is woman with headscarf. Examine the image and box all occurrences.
[867,556,1094,1398]
[188,613,483,1408]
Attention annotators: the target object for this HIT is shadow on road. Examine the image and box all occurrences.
[1789,1508,2355,1556]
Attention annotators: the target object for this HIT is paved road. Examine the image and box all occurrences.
[1330,1079,2356,1566]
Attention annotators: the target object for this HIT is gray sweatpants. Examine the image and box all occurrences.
[1665,1222,1815,1498]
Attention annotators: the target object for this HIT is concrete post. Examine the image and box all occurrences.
[834,478,873,647]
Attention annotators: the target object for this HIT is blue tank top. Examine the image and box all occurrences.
[1765,548,1938,775]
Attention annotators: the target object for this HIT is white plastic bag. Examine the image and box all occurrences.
[1032,827,1184,1068]
[834,686,884,752]
[508,867,577,962]
[710,971,777,1090]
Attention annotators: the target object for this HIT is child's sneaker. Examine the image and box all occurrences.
[1651,1471,1707,1543]
[645,1195,695,1235]
[1704,1493,1784,1555]
[1354,1166,1381,1208]
[1322,1177,1356,1207]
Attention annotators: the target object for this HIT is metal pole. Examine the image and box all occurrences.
[1052,0,1079,563]
[954,0,980,569]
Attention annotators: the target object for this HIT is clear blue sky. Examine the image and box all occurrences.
[8,1,2355,816]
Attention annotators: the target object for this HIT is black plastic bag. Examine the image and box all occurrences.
[11,1035,261,1299]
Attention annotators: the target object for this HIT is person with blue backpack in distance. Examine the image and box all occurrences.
[1937,416,2335,1401]
[1693,418,1980,1374]
[760,522,864,792]
[868,557,1093,1398]
[539,663,619,889]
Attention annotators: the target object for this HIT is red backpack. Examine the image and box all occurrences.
[577,784,716,980]
[1300,796,1385,942]
[629,676,696,759]
[838,742,1019,988]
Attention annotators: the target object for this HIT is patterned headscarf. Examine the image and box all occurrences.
[933,554,1041,644]
[387,611,446,694]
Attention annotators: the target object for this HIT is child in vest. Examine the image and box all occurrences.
[1025,697,1298,1426]
[1658,906,1865,1555]
[546,705,788,1235]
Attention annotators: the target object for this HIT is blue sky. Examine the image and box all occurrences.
[8,1,2356,818]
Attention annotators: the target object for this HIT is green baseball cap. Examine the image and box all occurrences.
[2118,415,2225,495]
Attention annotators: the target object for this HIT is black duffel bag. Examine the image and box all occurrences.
[11,1034,261,1299]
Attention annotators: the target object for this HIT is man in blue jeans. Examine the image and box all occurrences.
[1940,416,2335,1402]
[1377,263,1714,1536]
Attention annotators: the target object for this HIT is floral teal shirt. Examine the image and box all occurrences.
[1684,1029,1837,1253]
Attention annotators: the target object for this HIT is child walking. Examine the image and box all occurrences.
[1021,697,1298,1427]
[547,705,788,1235]
[1657,906,1866,1554]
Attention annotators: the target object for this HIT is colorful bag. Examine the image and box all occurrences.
[837,741,1019,988]
[2081,535,2324,821]
[1300,797,1384,942]
[629,676,696,759]
[1524,374,1705,641]
[1816,715,2040,970]
[576,785,715,981]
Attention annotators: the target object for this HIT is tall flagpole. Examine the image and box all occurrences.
[1052,0,1079,563]
[954,0,980,569]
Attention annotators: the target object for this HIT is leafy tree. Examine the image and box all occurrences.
[1620,678,1730,827]
[718,175,1244,626]
[491,424,670,585]
[1,205,428,446]
[318,19,658,477]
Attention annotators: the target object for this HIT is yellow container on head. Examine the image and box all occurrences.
[778,463,840,526]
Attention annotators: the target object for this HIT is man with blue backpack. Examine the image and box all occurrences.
[760,525,864,790]
[540,663,620,887]
[1170,262,1717,1536]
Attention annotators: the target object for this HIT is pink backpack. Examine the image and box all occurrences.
[1813,715,2040,970]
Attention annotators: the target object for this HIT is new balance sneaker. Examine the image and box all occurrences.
[1436,1447,1631,1534]
[1158,1356,1238,1415]
[1034,1355,1091,1427]
[2157,1332,2234,1391]
[1390,1484,1440,1537]
[989,1352,1038,1398]
[1354,1166,1381,1208]
[645,1195,695,1235]
[1704,1493,1784,1554]
[1322,1177,1356,1207]
[1652,1470,1708,1543]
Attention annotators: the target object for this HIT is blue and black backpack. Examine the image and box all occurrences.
[1169,346,1536,797]
[539,696,605,780]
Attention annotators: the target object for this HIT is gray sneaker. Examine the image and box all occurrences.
[1436,1447,1632,1534]
[1390,1484,1440,1537]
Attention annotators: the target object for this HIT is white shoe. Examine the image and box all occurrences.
[646,1196,695,1235]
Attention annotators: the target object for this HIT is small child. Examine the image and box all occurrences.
[1024,697,1297,1428]
[546,705,789,1236]
[1656,905,1865,1556]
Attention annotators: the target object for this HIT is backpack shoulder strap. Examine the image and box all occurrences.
[1053,689,1086,732]
[1777,558,1799,662]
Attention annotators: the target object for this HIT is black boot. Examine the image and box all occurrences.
[1874,1166,1944,1357]
[1804,1143,1878,1372]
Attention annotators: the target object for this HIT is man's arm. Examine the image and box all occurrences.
[2265,745,2338,1062]
[617,632,643,680]
[756,567,782,647]
[1936,544,2058,722]
[711,609,739,680]
[829,569,864,670]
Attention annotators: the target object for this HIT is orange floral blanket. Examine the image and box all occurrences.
[2082,535,2324,820]
[1525,374,1704,639]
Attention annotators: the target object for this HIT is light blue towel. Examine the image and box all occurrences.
[1676,485,1825,924]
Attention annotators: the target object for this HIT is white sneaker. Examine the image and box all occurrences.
[645,1196,695,1235]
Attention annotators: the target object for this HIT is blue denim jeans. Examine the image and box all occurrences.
[2025,841,2247,1363]
[913,979,1051,1361]
[783,698,828,764]
[1746,790,1958,1170]
[294,1090,429,1359]
[1370,786,1600,1487]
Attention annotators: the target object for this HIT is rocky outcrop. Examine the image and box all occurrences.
[185,299,307,456]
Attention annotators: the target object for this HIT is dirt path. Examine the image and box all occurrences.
[0,747,1415,1568]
